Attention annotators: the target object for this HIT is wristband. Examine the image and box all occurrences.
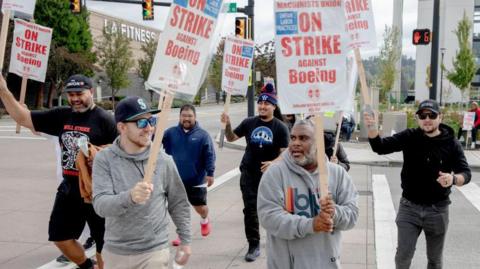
[452,174,457,186]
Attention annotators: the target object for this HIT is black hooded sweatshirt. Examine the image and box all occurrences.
[369,123,471,205]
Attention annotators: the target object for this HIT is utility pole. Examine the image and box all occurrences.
[429,0,440,100]
[238,0,255,117]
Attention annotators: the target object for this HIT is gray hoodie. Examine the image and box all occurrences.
[92,137,191,255]
[258,150,358,269]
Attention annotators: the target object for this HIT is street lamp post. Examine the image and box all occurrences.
[440,48,446,106]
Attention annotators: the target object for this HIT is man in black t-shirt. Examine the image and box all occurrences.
[0,74,117,269]
[221,86,289,262]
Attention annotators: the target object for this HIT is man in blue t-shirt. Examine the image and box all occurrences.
[163,104,215,245]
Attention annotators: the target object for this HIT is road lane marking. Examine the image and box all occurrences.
[36,167,240,269]
[372,174,397,269]
[457,183,480,212]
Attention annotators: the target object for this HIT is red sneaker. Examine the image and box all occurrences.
[201,219,211,236]
[171,237,180,246]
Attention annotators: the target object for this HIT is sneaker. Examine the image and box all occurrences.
[200,219,211,236]
[171,236,181,246]
[471,143,476,149]
[56,254,70,264]
[244,244,260,262]
[83,237,95,250]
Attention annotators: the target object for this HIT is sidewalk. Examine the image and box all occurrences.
[220,135,480,170]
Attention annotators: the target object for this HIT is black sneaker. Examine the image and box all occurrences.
[83,237,95,250]
[56,254,70,264]
[244,244,260,262]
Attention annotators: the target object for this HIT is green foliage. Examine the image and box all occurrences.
[34,0,96,106]
[97,27,134,108]
[137,39,158,81]
[446,12,477,97]
[377,26,400,102]
[254,40,276,94]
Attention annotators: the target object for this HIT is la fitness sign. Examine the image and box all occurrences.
[103,19,157,44]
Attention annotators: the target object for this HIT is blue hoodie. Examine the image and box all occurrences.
[163,122,215,187]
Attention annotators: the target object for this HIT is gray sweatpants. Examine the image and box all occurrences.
[395,197,449,269]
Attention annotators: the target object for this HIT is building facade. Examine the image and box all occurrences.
[414,0,474,103]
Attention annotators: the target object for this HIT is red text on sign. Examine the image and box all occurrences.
[170,6,214,39]
[289,68,336,84]
[281,35,341,57]
[345,0,369,13]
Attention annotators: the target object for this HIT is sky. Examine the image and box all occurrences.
[86,0,419,58]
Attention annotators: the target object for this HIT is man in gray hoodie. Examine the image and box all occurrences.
[92,96,191,269]
[258,120,359,269]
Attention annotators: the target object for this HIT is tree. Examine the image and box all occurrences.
[446,11,477,102]
[377,25,400,102]
[254,40,276,94]
[34,0,96,107]
[97,26,134,108]
[137,39,158,82]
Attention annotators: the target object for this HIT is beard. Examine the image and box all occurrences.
[70,96,93,113]
[292,147,317,167]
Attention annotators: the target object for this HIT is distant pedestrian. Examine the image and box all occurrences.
[457,101,480,149]
[220,83,289,262]
[364,99,471,269]
[258,120,358,269]
[340,112,355,141]
[282,114,296,131]
[324,130,350,171]
[0,74,117,269]
[93,96,191,269]
[163,104,215,245]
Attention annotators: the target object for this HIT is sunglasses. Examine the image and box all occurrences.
[125,117,157,129]
[417,113,438,120]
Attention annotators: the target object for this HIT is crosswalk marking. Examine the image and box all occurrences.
[457,183,480,212]
[372,174,397,269]
[36,167,241,269]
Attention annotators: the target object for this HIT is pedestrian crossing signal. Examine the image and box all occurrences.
[412,29,431,45]
[142,0,154,21]
[235,17,246,39]
[70,0,81,14]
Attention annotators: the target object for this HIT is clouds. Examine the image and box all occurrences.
[86,0,418,57]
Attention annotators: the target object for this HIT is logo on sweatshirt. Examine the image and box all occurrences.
[285,187,320,218]
[251,126,273,148]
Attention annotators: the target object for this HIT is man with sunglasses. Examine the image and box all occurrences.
[163,104,215,245]
[363,99,471,269]
[0,74,117,269]
[92,96,191,269]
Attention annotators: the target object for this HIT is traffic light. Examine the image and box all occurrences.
[412,29,431,45]
[142,0,154,21]
[235,17,247,39]
[70,0,81,14]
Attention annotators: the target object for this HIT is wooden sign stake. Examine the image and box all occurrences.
[15,75,27,133]
[143,90,174,183]
[219,92,231,149]
[315,114,329,198]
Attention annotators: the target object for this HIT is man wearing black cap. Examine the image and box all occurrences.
[92,96,191,269]
[0,74,117,269]
[220,84,289,262]
[363,99,471,269]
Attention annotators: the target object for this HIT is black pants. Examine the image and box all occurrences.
[240,168,262,246]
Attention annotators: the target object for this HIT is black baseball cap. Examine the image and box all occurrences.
[64,74,93,92]
[115,96,161,123]
[416,99,440,114]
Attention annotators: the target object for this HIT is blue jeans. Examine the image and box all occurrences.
[395,198,449,269]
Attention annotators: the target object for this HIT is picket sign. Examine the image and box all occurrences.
[314,115,329,198]
[143,0,224,183]
[218,92,231,149]
[332,111,344,158]
[143,90,174,183]
[0,9,10,69]
[15,75,27,133]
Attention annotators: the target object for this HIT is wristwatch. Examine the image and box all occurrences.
[452,174,457,186]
